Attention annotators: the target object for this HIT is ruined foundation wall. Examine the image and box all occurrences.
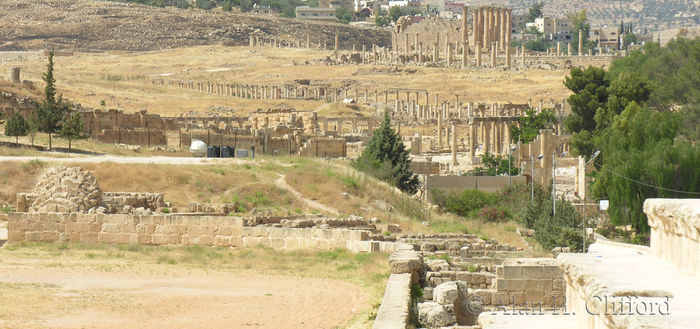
[6,212,397,253]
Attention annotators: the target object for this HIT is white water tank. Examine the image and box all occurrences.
[190,140,207,157]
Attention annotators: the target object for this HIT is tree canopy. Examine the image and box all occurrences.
[525,2,544,22]
[511,108,558,144]
[5,111,30,144]
[563,38,700,232]
[352,112,419,194]
[33,50,72,150]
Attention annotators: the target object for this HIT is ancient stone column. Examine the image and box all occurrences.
[250,35,254,47]
[462,41,468,68]
[476,42,482,66]
[521,45,526,66]
[473,8,481,47]
[405,33,409,54]
[307,34,310,48]
[557,42,562,56]
[385,90,389,103]
[434,42,439,62]
[579,30,583,56]
[447,42,453,66]
[425,92,429,106]
[437,112,443,149]
[469,122,477,162]
[10,67,20,83]
[483,8,490,47]
[499,8,506,50]
[419,42,424,62]
[506,9,513,47]
[323,40,327,51]
[335,34,339,51]
[462,5,469,42]
[491,42,497,67]
[452,123,458,165]
[506,44,511,68]
[484,121,491,153]
[567,42,572,56]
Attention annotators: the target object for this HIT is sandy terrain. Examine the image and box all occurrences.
[0,265,367,328]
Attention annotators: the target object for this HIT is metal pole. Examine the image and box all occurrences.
[583,186,586,253]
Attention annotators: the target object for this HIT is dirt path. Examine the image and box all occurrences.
[275,174,340,215]
[0,266,366,328]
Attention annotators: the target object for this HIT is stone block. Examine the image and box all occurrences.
[284,237,298,249]
[507,279,525,292]
[199,235,215,246]
[521,266,544,279]
[503,266,522,279]
[542,266,563,279]
[552,279,565,291]
[168,234,182,245]
[491,291,512,306]
[8,230,24,242]
[70,232,81,242]
[114,233,131,244]
[83,232,98,243]
[271,237,285,249]
[187,225,201,235]
[417,302,454,327]
[102,223,121,234]
[98,233,115,243]
[219,226,234,236]
[214,235,230,247]
[473,289,491,305]
[496,279,508,291]
[138,234,152,244]
[434,282,459,305]
[526,290,544,305]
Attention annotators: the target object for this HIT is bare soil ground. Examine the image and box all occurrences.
[0,243,387,328]
[0,0,390,52]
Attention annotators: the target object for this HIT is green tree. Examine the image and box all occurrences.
[525,2,544,22]
[624,33,637,46]
[174,0,190,8]
[33,50,72,150]
[524,37,548,52]
[222,0,232,11]
[58,112,87,153]
[563,66,609,135]
[4,111,29,144]
[375,16,391,27]
[511,108,558,144]
[352,111,419,194]
[195,0,213,9]
[389,6,402,23]
[567,10,595,55]
[336,7,353,24]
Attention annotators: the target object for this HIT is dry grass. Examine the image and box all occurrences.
[0,242,390,328]
[1,45,573,117]
[0,160,47,206]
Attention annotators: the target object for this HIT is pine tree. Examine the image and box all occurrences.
[353,111,419,194]
[58,112,87,153]
[4,111,30,144]
[33,50,71,150]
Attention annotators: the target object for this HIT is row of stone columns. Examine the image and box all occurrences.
[473,6,512,51]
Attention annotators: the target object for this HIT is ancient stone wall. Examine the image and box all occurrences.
[425,175,528,202]
[493,259,565,307]
[298,138,347,157]
[6,212,396,253]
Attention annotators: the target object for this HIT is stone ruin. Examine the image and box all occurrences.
[27,166,103,213]
[17,166,168,215]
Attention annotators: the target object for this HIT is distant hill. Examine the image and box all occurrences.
[0,0,391,52]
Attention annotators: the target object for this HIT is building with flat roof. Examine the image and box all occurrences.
[295,6,337,21]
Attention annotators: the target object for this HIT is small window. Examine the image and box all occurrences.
[313,13,318,16]
[566,35,571,40]
[611,32,616,35]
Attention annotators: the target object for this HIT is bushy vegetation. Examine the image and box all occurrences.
[433,182,585,250]
[466,152,519,176]
[565,38,700,233]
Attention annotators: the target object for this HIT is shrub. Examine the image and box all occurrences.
[478,206,508,223]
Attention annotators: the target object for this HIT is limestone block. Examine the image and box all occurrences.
[214,235,231,247]
[473,289,492,305]
[423,287,434,300]
[98,232,115,243]
[69,232,81,242]
[219,226,234,236]
[82,232,98,243]
[114,233,131,244]
[199,235,215,246]
[138,234,152,244]
[434,281,459,305]
[503,266,522,279]
[417,302,454,327]
[168,234,182,245]
[389,249,423,274]
[425,259,450,272]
